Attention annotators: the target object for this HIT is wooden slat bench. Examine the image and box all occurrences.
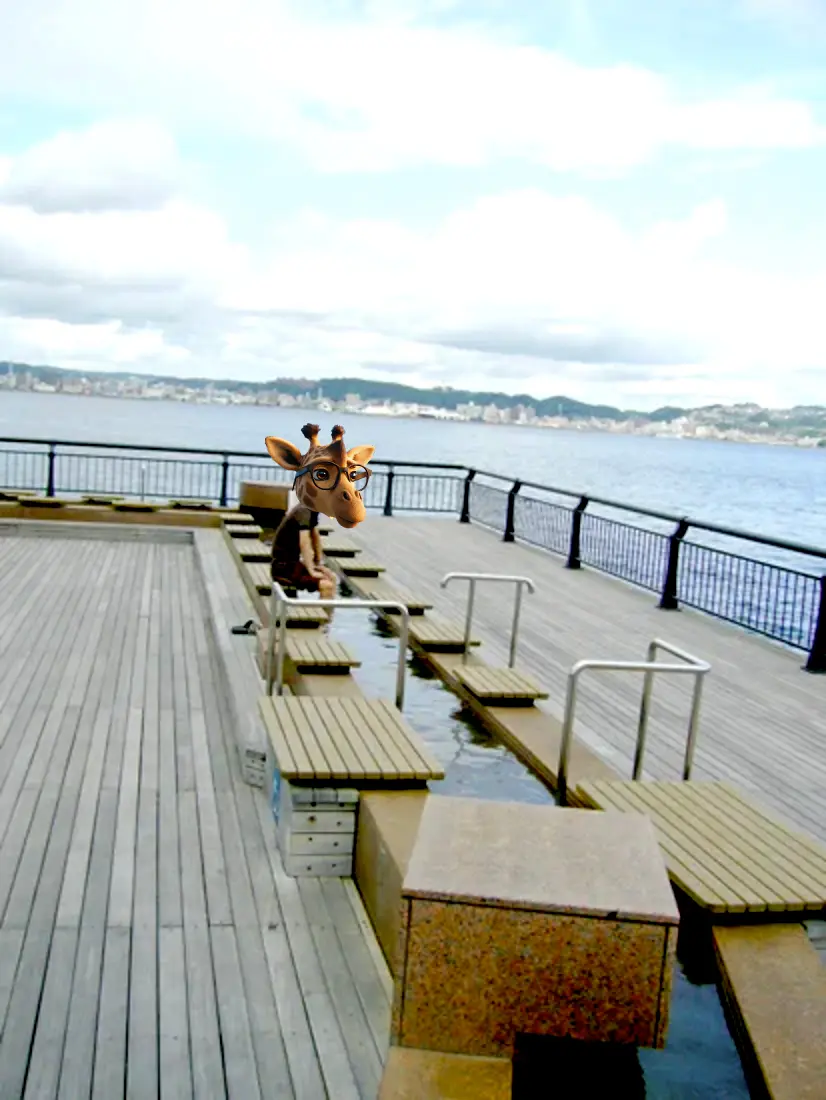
[573,780,826,918]
[256,631,361,673]
[238,544,272,562]
[225,522,264,538]
[111,501,159,512]
[407,612,482,651]
[81,494,125,504]
[319,536,361,557]
[24,496,68,508]
[455,665,549,705]
[258,696,445,784]
[344,576,433,615]
[714,924,826,1100]
[168,498,214,510]
[340,560,386,577]
[218,510,257,523]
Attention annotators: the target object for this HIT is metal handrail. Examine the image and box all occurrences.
[264,581,411,710]
[557,638,710,806]
[440,572,536,666]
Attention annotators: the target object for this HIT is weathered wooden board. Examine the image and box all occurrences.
[575,779,826,916]
[258,696,445,783]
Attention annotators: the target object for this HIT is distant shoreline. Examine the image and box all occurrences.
[2,387,823,451]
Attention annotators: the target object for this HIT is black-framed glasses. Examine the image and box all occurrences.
[294,461,371,492]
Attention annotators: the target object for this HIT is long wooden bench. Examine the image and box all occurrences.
[453,664,549,705]
[340,559,386,577]
[259,696,445,784]
[255,630,361,674]
[573,779,826,918]
[238,544,272,562]
[714,924,826,1099]
[319,535,361,557]
[344,575,433,615]
[225,522,264,538]
[407,612,482,651]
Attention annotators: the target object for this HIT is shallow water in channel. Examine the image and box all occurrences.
[323,606,750,1098]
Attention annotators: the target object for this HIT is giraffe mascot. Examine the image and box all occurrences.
[264,423,374,600]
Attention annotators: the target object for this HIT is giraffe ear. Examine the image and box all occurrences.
[265,436,303,470]
[347,444,374,466]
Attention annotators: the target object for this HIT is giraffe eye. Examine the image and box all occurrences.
[348,465,370,490]
[311,463,335,487]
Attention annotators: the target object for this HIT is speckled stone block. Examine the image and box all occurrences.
[391,796,679,1057]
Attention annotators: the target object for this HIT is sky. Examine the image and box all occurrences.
[2,0,826,411]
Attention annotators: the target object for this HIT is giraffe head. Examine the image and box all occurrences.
[264,423,375,529]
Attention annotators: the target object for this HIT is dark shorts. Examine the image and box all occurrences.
[271,560,320,592]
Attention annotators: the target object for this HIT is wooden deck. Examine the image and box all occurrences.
[0,528,392,1098]
[346,518,826,847]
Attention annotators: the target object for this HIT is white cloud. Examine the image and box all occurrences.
[0,1,823,176]
[1,2,825,408]
[1,118,824,410]
[0,121,185,213]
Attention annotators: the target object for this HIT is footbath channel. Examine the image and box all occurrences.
[323,600,751,1099]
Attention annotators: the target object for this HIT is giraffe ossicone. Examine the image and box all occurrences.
[264,422,375,529]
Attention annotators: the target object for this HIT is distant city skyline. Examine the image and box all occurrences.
[4,360,824,449]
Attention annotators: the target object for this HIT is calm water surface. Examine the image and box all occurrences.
[2,390,824,548]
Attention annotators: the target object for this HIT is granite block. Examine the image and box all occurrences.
[354,791,428,975]
[394,898,673,1055]
[402,797,679,923]
[393,797,679,1056]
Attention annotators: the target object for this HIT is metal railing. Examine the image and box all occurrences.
[556,638,711,806]
[440,572,536,667]
[2,435,825,672]
[264,580,410,709]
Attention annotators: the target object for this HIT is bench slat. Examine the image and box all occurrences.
[259,696,444,783]
[576,779,826,916]
[455,665,549,701]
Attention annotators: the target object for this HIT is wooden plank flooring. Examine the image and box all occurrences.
[0,530,392,1098]
[347,518,826,845]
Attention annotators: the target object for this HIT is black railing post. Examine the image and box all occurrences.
[219,453,230,507]
[804,575,826,673]
[566,496,588,569]
[46,443,56,497]
[383,468,395,516]
[460,469,475,523]
[503,480,521,542]
[660,518,690,610]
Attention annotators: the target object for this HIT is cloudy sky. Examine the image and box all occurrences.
[1,0,826,410]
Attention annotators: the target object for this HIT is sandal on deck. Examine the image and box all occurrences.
[231,619,259,636]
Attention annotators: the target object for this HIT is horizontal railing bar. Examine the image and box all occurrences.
[2,435,824,560]
[0,436,465,469]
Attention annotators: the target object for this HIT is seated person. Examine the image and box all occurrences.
[270,490,337,599]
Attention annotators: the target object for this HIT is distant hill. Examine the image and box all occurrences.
[3,361,826,433]
[1,360,683,420]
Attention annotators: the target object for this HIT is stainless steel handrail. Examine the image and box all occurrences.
[264,581,411,710]
[557,638,710,806]
[440,572,536,666]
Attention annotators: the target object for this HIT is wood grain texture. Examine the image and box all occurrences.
[0,527,392,1098]
[345,517,826,846]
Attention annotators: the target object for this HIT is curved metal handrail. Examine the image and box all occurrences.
[264,580,411,710]
[440,572,535,666]
[557,638,711,806]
